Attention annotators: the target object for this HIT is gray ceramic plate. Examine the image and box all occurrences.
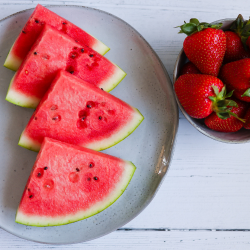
[0,5,178,244]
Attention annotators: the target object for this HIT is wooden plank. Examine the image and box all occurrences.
[1,228,250,249]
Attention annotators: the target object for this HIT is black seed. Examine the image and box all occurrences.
[87,177,91,181]
[89,54,94,57]
[99,116,102,120]
[22,30,26,34]
[93,177,98,181]
[70,71,74,74]
[81,116,86,121]
[52,116,58,120]
[101,88,104,90]
[35,19,39,23]
[29,195,33,198]
[34,52,37,55]
[89,163,93,168]
[76,168,80,172]
[81,48,84,53]
[62,22,66,25]
[87,104,92,108]
[37,172,41,177]
[75,40,79,43]
[44,167,48,170]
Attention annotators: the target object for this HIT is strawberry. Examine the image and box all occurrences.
[223,31,250,64]
[243,107,250,129]
[178,18,226,77]
[174,74,236,119]
[219,58,250,91]
[205,99,247,132]
[180,62,200,76]
[233,89,250,102]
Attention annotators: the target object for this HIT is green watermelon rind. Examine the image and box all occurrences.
[5,74,40,109]
[15,161,136,227]
[4,43,22,72]
[18,108,144,152]
[5,65,126,108]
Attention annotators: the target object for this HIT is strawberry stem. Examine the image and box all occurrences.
[177,18,222,36]
[208,86,245,122]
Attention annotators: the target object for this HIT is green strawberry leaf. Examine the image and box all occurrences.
[217,112,230,120]
[180,23,197,35]
[225,90,234,98]
[212,85,219,96]
[242,88,250,97]
[190,18,199,25]
[228,111,245,123]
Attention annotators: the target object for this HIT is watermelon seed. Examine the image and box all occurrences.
[44,167,48,170]
[87,105,91,108]
[25,70,28,75]
[89,162,94,168]
[43,179,54,190]
[87,177,91,181]
[81,116,86,121]
[34,52,37,55]
[76,168,80,172]
[75,40,79,43]
[89,54,94,57]
[62,22,66,25]
[37,172,41,177]
[93,177,98,181]
[101,88,104,90]
[81,48,84,53]
[73,47,78,50]
[22,30,26,34]
[52,115,61,121]
[50,105,58,110]
[99,116,102,120]
[70,71,74,74]
[29,195,33,198]
[35,19,39,23]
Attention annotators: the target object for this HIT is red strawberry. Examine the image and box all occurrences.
[174,74,234,119]
[233,89,250,102]
[180,62,200,76]
[219,58,250,91]
[205,99,247,132]
[243,107,250,129]
[223,31,250,64]
[178,19,226,77]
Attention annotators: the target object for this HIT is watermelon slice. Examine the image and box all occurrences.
[6,24,126,108]
[16,137,136,226]
[18,70,144,152]
[4,4,109,71]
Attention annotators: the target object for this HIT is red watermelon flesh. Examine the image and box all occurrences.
[4,4,109,71]
[18,70,144,152]
[6,24,126,108]
[16,137,136,226]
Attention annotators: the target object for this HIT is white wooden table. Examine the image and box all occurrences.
[1,0,250,249]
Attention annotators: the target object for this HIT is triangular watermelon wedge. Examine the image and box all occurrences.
[16,137,136,226]
[6,24,126,108]
[18,70,144,152]
[4,4,109,71]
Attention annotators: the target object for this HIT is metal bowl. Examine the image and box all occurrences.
[173,18,250,143]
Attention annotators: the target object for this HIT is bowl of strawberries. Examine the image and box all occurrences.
[173,15,250,143]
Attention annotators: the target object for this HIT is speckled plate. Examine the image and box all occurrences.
[0,5,178,244]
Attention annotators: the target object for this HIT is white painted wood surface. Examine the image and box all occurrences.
[1,0,250,249]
